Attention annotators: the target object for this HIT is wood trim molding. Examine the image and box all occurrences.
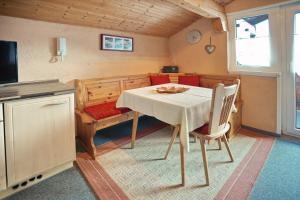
[166,0,228,31]
[241,125,280,137]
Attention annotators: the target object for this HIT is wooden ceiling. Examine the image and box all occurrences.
[0,0,233,37]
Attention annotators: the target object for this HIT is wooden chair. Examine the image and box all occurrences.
[164,79,240,186]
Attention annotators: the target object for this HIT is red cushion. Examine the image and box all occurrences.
[194,123,209,135]
[150,75,170,85]
[119,107,131,113]
[84,101,130,120]
[178,75,200,87]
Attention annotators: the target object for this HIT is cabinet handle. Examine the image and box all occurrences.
[43,102,67,107]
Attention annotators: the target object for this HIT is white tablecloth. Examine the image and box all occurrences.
[116,83,213,151]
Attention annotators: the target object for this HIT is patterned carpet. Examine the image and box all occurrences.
[96,127,256,200]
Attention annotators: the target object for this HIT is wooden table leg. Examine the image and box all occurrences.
[131,111,139,149]
[179,127,185,186]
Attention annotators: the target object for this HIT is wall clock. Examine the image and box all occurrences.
[186,30,202,44]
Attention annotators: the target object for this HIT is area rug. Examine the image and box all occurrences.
[96,127,256,200]
[77,127,275,200]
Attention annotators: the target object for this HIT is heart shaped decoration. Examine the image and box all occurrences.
[205,44,216,54]
[205,37,216,54]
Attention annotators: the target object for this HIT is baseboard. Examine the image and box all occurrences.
[242,125,280,137]
[280,133,300,144]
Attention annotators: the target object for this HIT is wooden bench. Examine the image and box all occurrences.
[75,73,242,159]
[75,74,151,158]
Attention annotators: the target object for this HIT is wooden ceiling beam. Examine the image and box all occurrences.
[166,0,228,31]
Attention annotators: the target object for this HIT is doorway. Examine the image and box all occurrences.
[285,5,300,136]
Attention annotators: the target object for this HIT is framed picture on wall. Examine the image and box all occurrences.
[100,34,133,52]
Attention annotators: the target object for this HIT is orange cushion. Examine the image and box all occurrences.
[178,75,200,87]
[84,101,130,120]
[150,75,170,85]
[194,123,209,135]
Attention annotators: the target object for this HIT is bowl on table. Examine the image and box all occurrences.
[156,86,189,94]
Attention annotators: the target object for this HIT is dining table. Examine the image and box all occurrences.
[116,83,213,186]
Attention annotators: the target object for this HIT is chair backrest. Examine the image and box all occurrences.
[208,79,240,134]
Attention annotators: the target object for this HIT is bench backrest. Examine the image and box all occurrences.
[75,73,241,111]
[199,74,241,102]
[75,74,150,111]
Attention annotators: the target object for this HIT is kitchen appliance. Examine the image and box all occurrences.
[162,66,179,73]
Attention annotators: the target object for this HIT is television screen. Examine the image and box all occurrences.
[0,41,18,84]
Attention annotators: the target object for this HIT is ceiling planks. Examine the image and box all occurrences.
[0,0,233,36]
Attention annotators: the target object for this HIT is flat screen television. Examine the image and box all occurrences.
[0,41,18,84]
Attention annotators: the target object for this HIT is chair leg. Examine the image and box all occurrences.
[217,138,222,150]
[194,135,197,143]
[164,125,180,160]
[200,138,209,186]
[169,125,174,134]
[223,135,234,162]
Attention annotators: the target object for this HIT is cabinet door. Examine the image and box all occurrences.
[4,94,75,186]
[0,121,6,191]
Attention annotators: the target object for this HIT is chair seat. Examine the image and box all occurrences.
[194,123,209,135]
[193,123,231,140]
[84,101,130,120]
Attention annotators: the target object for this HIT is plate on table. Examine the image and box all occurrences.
[156,86,189,94]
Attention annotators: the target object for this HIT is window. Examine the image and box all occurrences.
[228,9,281,74]
[235,14,271,67]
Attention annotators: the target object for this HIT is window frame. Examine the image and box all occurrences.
[228,7,282,74]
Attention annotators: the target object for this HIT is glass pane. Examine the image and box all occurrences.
[293,13,300,71]
[294,13,300,129]
[235,14,271,67]
[296,74,300,129]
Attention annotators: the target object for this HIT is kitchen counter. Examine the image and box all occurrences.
[0,80,74,102]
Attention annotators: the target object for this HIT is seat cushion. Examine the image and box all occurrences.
[194,123,209,135]
[119,107,131,113]
[84,101,130,120]
[150,75,170,85]
[178,75,200,87]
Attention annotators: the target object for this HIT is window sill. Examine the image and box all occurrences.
[228,70,281,77]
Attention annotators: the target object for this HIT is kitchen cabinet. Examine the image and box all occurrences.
[4,94,75,186]
[0,103,6,191]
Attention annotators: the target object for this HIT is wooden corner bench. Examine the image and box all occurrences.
[75,74,151,158]
[75,73,242,159]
